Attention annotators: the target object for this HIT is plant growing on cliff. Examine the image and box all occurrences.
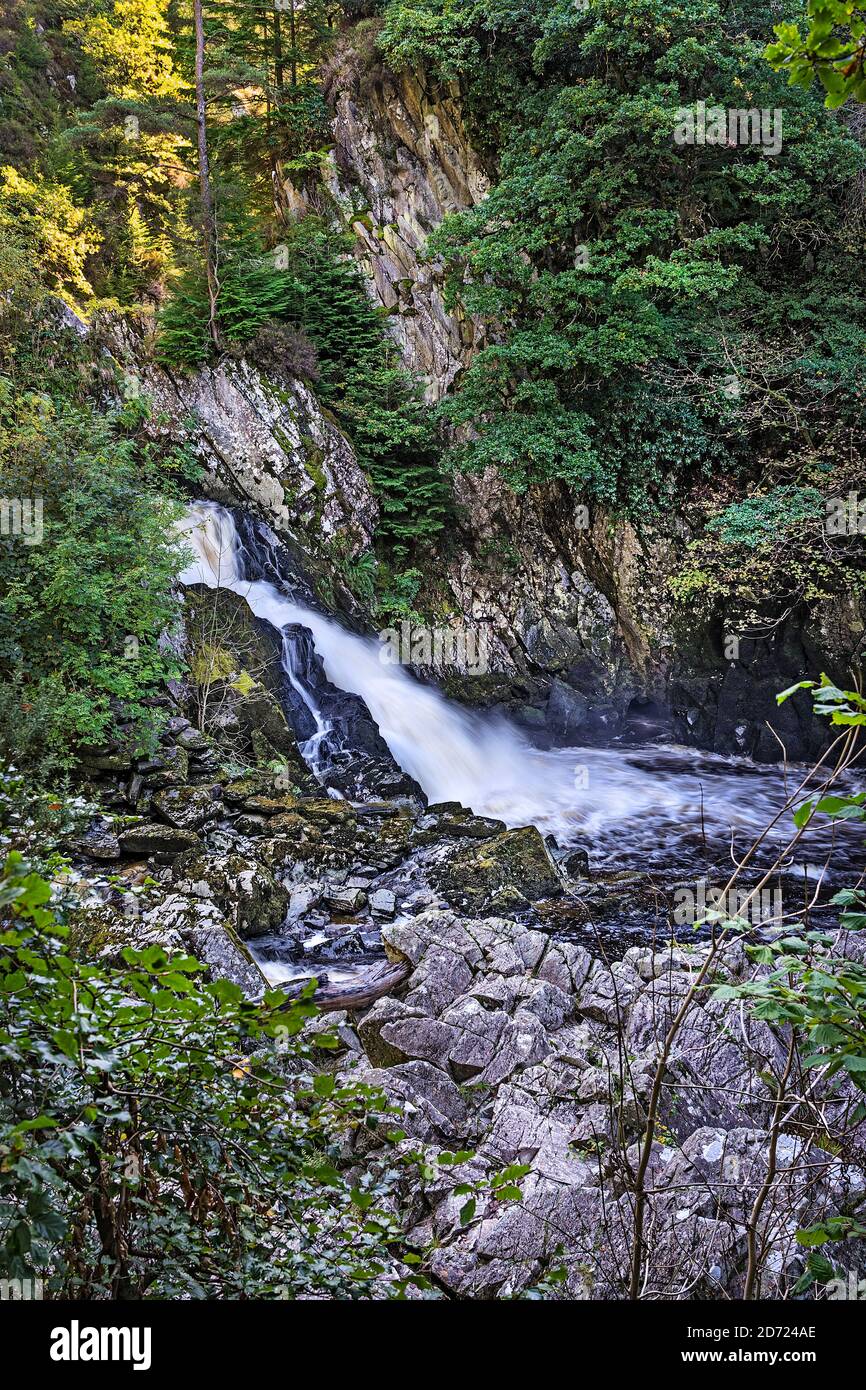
[0,851,421,1298]
[0,257,190,782]
[379,0,866,513]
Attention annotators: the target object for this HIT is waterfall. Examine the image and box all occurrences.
[176,500,554,812]
[176,501,851,871]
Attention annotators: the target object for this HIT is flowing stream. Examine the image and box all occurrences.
[177,501,863,883]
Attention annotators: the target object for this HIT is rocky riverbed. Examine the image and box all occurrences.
[56,641,866,1300]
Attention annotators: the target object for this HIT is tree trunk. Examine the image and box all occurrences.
[193,0,220,348]
[273,5,286,98]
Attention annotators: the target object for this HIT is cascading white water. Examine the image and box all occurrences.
[176,501,850,872]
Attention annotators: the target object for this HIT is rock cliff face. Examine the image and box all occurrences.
[102,48,862,763]
[105,319,378,564]
[303,42,862,761]
[317,54,491,401]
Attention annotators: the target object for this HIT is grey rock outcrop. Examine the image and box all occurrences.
[338,909,866,1299]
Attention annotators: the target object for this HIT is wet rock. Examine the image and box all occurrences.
[562,848,590,878]
[233,814,270,837]
[369,888,396,917]
[118,823,200,857]
[243,793,302,816]
[126,772,145,806]
[224,772,274,803]
[288,883,321,918]
[545,679,589,743]
[172,850,289,938]
[432,826,563,907]
[152,784,222,831]
[75,819,121,861]
[441,814,507,839]
[324,884,366,913]
[352,800,403,818]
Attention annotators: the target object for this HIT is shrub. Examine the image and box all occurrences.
[0,851,420,1298]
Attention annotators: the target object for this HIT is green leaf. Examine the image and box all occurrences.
[459,1197,477,1226]
[795,1226,830,1247]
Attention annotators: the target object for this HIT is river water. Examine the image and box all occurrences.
[177,501,864,891]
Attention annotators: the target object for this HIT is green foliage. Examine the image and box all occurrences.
[667,436,866,634]
[777,672,866,729]
[380,0,866,511]
[157,228,299,367]
[0,166,101,303]
[707,485,824,548]
[0,852,421,1298]
[159,215,449,549]
[709,680,866,1285]
[0,392,187,779]
[272,222,450,545]
[0,254,191,782]
[767,0,866,106]
[66,0,182,99]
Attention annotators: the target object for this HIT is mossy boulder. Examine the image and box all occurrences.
[118,824,201,857]
[141,745,189,788]
[66,898,265,997]
[432,826,563,908]
[152,784,222,831]
[171,850,289,938]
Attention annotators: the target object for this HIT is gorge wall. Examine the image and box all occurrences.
[311,47,865,763]
[113,40,863,765]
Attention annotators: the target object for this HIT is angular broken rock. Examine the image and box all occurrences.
[75,820,121,860]
[478,1008,552,1087]
[359,996,457,1069]
[440,995,509,1078]
[355,1060,471,1142]
[171,851,289,938]
[577,958,643,1026]
[142,895,265,995]
[324,885,367,913]
[152,784,222,831]
[118,823,200,857]
[174,725,210,752]
[369,888,396,917]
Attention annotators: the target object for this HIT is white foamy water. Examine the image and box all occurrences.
[176,501,853,872]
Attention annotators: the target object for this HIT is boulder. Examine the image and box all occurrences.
[578,959,643,1026]
[432,826,563,907]
[118,823,200,857]
[369,888,396,917]
[141,895,265,995]
[152,784,222,831]
[172,850,289,937]
[324,884,366,913]
[359,997,457,1069]
[545,680,589,743]
[141,744,189,787]
[74,819,121,861]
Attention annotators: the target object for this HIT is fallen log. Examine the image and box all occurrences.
[272,958,410,1013]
